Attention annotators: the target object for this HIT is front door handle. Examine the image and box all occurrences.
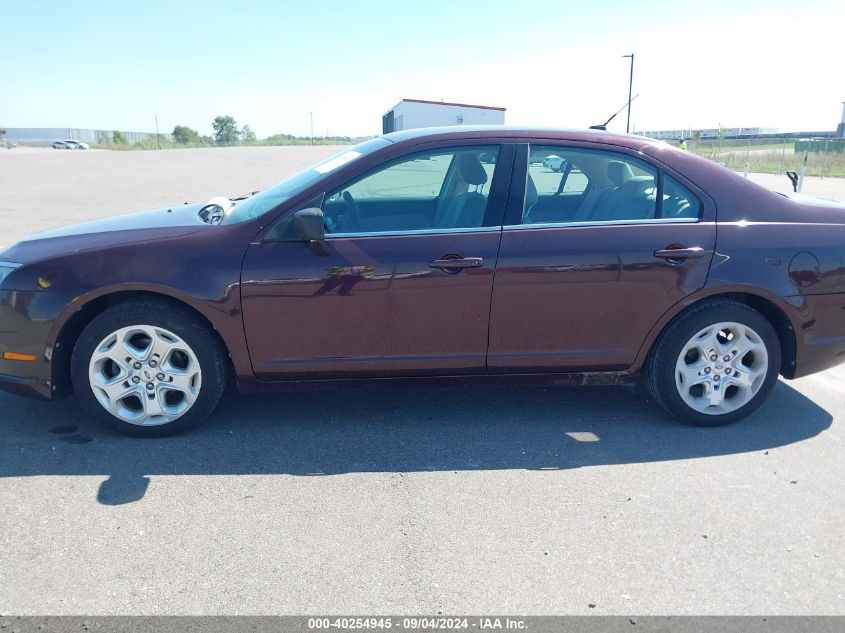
[428,257,484,270]
[654,246,707,260]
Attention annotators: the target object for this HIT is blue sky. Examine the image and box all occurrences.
[2,0,843,137]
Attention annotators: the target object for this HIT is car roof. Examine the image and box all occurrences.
[381,125,661,150]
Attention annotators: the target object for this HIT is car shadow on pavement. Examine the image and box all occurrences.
[0,380,832,505]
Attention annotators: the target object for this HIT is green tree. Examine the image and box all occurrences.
[212,115,239,145]
[172,125,202,144]
[112,130,127,144]
[714,123,728,160]
[240,124,257,143]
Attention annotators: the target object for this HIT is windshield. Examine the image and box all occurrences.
[223,137,392,224]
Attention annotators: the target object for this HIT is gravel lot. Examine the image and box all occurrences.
[1,146,843,615]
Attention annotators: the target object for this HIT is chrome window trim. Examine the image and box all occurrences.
[325,226,502,239]
[503,217,700,231]
[324,217,701,237]
[0,261,22,268]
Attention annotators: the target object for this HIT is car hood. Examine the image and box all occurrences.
[1,202,211,265]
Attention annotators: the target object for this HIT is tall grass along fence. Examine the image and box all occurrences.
[689,138,845,178]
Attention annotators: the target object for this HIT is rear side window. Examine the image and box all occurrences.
[524,146,657,224]
[530,151,589,195]
[662,174,701,219]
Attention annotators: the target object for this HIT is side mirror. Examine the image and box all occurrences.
[291,207,326,242]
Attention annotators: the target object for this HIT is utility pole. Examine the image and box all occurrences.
[798,148,808,193]
[743,135,752,178]
[154,114,161,149]
[622,53,635,133]
[310,111,314,146]
[838,101,845,139]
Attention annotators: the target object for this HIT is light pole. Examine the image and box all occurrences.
[622,54,634,133]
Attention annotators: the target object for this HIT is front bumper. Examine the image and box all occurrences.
[0,290,57,400]
[0,372,52,399]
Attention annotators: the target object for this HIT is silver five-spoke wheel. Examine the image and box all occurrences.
[646,300,781,426]
[674,321,769,415]
[88,325,202,426]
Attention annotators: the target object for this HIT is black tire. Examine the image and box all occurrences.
[645,300,781,426]
[71,298,228,437]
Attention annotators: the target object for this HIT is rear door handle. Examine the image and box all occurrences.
[654,246,707,260]
[428,257,484,270]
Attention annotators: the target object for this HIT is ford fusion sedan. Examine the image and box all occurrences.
[2,126,844,436]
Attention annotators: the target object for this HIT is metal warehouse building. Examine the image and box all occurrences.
[2,127,160,146]
[382,99,505,134]
[640,127,779,141]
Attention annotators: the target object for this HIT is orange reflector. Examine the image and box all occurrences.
[3,352,37,362]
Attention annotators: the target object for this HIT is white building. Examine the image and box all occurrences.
[382,99,505,134]
[640,127,779,141]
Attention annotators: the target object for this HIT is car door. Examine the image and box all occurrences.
[488,142,716,372]
[241,143,514,380]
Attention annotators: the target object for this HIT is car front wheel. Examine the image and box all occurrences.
[71,298,228,437]
[645,300,781,426]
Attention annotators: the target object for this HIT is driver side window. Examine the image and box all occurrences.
[323,146,499,234]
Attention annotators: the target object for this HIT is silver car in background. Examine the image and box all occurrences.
[52,140,89,149]
[542,154,566,171]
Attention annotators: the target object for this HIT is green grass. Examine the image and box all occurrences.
[699,141,793,153]
[92,136,367,151]
[690,146,845,178]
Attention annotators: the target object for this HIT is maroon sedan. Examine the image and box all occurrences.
[1,127,844,436]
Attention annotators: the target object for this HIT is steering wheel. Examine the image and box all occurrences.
[342,191,366,232]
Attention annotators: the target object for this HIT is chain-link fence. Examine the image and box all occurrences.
[2,127,166,147]
[687,137,845,178]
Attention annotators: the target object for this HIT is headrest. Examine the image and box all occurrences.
[455,154,488,185]
[622,176,656,198]
[607,161,634,186]
[525,174,538,210]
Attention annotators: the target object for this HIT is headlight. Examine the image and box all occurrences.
[0,262,22,286]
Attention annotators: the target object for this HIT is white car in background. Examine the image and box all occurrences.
[542,154,566,171]
[52,140,89,149]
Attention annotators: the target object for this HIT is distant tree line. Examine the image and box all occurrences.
[169,115,372,147]
[172,125,208,145]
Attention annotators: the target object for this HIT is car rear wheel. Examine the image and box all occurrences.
[71,298,228,437]
[645,300,781,426]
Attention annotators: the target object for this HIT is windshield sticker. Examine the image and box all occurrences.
[314,151,362,174]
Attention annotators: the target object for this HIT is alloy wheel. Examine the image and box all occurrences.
[674,321,769,415]
[88,325,202,426]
